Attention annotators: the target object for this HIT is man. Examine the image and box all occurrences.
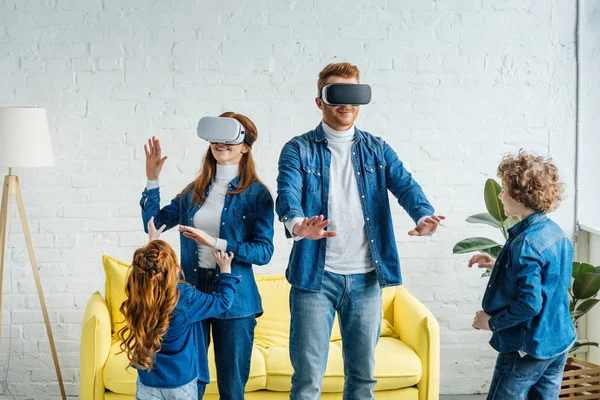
[276,62,445,400]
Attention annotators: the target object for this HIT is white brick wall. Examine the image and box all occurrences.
[578,0,600,366]
[0,0,578,398]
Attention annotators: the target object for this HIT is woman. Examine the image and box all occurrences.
[140,112,274,399]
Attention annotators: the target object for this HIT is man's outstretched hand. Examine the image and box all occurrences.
[292,215,338,240]
[408,215,446,236]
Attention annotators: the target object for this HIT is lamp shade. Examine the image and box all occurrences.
[0,107,54,168]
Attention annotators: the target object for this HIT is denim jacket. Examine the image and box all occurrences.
[483,213,576,359]
[140,178,275,318]
[276,123,435,291]
[136,277,240,387]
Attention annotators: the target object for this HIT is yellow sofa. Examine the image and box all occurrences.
[80,255,440,400]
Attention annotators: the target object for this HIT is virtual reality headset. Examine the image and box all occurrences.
[196,116,254,147]
[318,83,372,106]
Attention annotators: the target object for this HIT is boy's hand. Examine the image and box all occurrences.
[179,225,217,247]
[213,251,234,274]
[148,217,166,242]
[468,254,496,271]
[472,310,491,331]
[408,215,446,236]
[292,215,337,240]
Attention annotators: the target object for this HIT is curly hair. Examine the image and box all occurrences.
[117,240,181,371]
[497,150,564,213]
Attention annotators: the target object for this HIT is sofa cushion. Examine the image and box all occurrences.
[103,338,268,394]
[104,338,137,395]
[102,255,131,335]
[259,337,422,392]
[254,275,397,348]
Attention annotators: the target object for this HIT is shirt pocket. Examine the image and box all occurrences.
[364,159,387,190]
[302,164,322,193]
[234,207,257,239]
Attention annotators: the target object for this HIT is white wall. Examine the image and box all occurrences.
[0,0,577,397]
[579,0,600,367]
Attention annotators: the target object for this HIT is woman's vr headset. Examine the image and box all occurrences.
[318,83,372,106]
[196,116,254,147]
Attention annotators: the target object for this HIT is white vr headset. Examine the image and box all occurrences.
[196,116,254,147]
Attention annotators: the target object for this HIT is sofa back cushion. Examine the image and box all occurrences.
[254,274,397,348]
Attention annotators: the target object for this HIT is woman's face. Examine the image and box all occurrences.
[210,142,248,165]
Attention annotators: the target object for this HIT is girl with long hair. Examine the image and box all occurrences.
[140,112,274,398]
[119,219,239,400]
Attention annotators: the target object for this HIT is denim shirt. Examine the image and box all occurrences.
[276,123,435,291]
[140,178,275,319]
[482,213,576,359]
[136,277,240,387]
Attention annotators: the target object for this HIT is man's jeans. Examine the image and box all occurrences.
[136,378,197,400]
[487,350,569,399]
[289,270,382,400]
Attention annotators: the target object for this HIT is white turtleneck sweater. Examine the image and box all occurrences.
[286,121,373,275]
[147,163,237,269]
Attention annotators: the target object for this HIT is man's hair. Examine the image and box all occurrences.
[317,62,361,91]
[497,150,564,213]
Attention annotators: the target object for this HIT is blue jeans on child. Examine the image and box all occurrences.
[136,378,197,400]
[487,350,569,399]
[289,270,382,400]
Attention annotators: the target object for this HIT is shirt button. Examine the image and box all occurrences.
[362,195,365,198]
[352,152,355,155]
[243,216,246,219]
[325,172,329,175]
[366,217,370,221]
[222,222,225,225]
[224,208,227,211]
[375,260,379,264]
[357,172,361,175]
[194,269,197,271]
[488,284,492,288]
[371,240,374,243]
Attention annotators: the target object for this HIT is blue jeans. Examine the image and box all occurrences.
[289,270,382,400]
[196,269,257,400]
[487,351,569,399]
[136,378,197,400]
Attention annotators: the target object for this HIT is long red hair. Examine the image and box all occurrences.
[118,240,182,370]
[179,111,263,204]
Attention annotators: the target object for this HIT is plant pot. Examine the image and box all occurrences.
[560,357,600,399]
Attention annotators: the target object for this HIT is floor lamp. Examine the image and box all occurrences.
[0,107,66,399]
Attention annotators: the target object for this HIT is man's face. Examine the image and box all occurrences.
[316,76,360,130]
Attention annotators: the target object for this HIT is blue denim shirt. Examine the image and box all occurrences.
[136,277,240,387]
[483,213,576,359]
[140,178,275,319]
[276,123,435,291]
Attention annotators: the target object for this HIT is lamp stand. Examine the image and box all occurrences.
[0,168,66,400]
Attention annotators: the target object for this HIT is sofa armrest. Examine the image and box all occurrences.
[393,285,440,400]
[80,292,112,400]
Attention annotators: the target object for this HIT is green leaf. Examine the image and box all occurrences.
[484,179,507,224]
[481,246,502,259]
[504,216,519,229]
[573,272,600,299]
[466,213,503,229]
[481,270,492,278]
[569,341,600,354]
[574,299,600,320]
[571,310,585,320]
[453,237,503,255]
[572,262,595,279]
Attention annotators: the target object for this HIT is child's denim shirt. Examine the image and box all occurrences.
[482,213,576,359]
